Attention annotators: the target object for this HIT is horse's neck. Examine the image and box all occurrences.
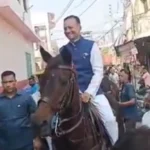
[63,84,81,118]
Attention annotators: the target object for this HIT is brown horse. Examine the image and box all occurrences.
[32,46,112,150]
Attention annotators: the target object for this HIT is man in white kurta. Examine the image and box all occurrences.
[64,15,118,145]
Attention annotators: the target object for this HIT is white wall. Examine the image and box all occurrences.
[0,16,34,81]
[9,0,32,28]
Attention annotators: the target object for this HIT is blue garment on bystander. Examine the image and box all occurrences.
[0,91,36,150]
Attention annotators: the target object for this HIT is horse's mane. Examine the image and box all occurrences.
[83,102,112,147]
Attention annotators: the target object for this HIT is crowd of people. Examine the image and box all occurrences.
[103,64,150,131]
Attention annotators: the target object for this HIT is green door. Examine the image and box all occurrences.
[25,52,32,78]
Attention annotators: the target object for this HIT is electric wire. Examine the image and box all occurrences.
[97,21,120,40]
[79,0,98,16]
[68,0,87,14]
[55,0,75,23]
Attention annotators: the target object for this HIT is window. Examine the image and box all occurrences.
[23,0,27,12]
[25,52,32,78]
[141,0,148,12]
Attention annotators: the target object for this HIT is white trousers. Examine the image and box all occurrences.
[142,110,150,128]
[46,137,53,150]
[92,94,118,145]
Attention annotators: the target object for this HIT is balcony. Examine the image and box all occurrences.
[0,0,40,43]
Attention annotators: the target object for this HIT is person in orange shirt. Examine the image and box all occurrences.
[142,67,150,88]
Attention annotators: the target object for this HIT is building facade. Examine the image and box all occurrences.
[0,0,39,88]
[115,0,150,66]
[32,12,58,73]
[122,0,150,40]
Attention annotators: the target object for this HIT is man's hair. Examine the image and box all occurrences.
[28,75,35,80]
[120,68,132,82]
[64,15,81,24]
[113,126,150,150]
[1,70,16,79]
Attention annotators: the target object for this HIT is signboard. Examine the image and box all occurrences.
[118,41,138,57]
[118,41,137,53]
[118,41,138,63]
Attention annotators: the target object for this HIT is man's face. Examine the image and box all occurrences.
[29,79,35,86]
[64,18,81,41]
[2,75,16,93]
[119,71,128,83]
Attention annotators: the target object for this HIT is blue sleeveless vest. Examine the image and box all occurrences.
[66,37,103,95]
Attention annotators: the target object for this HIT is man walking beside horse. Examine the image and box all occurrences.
[63,15,118,145]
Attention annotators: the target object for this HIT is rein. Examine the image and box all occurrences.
[55,110,82,137]
[55,65,83,137]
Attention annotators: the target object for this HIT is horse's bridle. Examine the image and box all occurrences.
[39,65,75,104]
[39,65,83,137]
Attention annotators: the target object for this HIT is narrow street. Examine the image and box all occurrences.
[0,0,150,150]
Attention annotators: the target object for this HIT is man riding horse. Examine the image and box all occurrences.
[32,15,119,149]
[63,15,118,144]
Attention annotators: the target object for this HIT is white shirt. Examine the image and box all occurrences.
[84,43,103,97]
[109,73,119,85]
[31,91,41,105]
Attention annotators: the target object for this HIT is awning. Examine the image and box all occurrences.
[0,2,40,43]
[114,32,127,47]
[134,32,150,40]
[115,40,138,58]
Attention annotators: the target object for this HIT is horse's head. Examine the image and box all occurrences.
[32,46,78,136]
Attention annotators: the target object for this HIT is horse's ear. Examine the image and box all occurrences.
[40,46,52,63]
[60,46,72,65]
